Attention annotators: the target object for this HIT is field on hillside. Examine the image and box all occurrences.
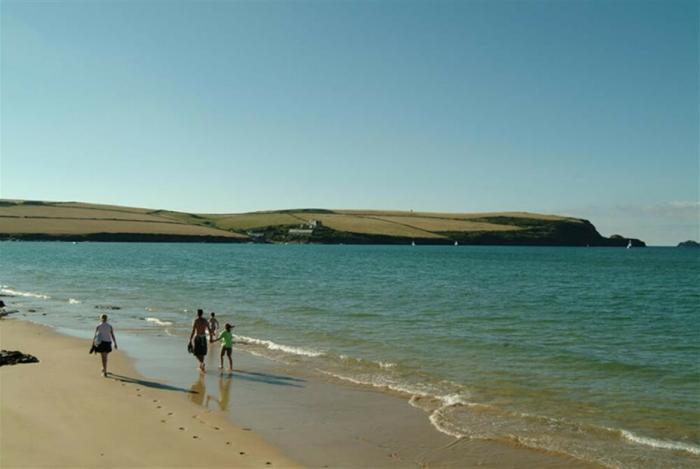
[0,201,244,239]
[201,209,550,239]
[0,200,614,246]
[334,209,581,222]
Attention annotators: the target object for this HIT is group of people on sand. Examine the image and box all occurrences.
[188,309,235,373]
[92,309,234,377]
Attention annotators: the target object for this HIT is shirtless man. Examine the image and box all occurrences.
[189,309,212,372]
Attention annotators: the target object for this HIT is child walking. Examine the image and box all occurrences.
[211,323,234,371]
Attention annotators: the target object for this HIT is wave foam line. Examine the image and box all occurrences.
[235,335,324,357]
[319,369,470,441]
[620,430,700,455]
[68,298,81,304]
[0,287,50,299]
[145,317,174,326]
[427,394,469,439]
[319,369,432,399]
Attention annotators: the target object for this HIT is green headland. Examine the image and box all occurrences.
[0,200,645,247]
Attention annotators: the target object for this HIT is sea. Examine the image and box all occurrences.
[1,242,698,468]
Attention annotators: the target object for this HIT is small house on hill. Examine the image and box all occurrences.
[288,228,313,236]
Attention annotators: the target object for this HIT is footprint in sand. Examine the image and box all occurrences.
[157,406,162,409]
[239,452,245,455]
[137,394,142,397]
[153,399,158,403]
[225,442,231,445]
[168,412,174,416]
[192,435,199,439]
[160,420,166,423]
[213,426,220,431]
[242,428,252,431]
[266,462,272,465]
[179,427,185,431]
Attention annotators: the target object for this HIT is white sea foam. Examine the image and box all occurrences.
[68,298,81,304]
[145,317,173,326]
[318,369,432,398]
[429,408,466,439]
[318,367,472,437]
[620,430,700,455]
[0,287,50,299]
[234,335,324,358]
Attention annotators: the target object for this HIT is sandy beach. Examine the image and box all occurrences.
[0,317,602,468]
[0,319,300,468]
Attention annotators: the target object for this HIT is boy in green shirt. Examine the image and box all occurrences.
[212,323,235,371]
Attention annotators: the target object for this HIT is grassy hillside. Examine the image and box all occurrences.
[0,200,645,246]
[0,200,246,242]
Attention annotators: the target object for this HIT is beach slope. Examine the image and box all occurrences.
[0,320,299,468]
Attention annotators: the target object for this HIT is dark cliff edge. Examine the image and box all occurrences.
[677,240,700,248]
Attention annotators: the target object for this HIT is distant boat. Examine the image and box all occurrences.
[626,240,632,249]
[411,241,416,246]
[454,241,458,246]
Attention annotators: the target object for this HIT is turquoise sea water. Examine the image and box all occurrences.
[1,243,698,468]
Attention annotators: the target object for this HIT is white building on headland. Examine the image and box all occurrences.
[288,228,313,236]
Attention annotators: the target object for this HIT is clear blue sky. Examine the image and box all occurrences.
[1,0,697,245]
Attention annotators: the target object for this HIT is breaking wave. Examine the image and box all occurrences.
[0,287,50,299]
[145,317,174,326]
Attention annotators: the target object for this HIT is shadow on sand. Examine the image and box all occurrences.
[229,368,306,388]
[109,373,197,394]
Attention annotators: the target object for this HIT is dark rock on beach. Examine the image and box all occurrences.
[95,305,121,310]
[0,310,19,318]
[0,350,39,366]
[677,240,700,248]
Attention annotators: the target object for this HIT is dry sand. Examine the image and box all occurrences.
[1,319,600,469]
[0,320,300,468]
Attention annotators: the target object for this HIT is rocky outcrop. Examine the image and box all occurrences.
[677,240,700,248]
[607,234,646,247]
[0,350,39,366]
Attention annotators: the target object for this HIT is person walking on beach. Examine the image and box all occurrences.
[209,312,220,338]
[94,314,118,377]
[211,323,235,372]
[189,309,212,372]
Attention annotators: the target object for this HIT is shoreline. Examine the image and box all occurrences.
[0,319,300,468]
[1,317,600,468]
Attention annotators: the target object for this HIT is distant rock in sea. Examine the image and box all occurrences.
[609,235,645,247]
[677,240,699,248]
[0,350,39,366]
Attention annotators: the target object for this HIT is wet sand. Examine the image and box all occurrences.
[0,319,299,468]
[1,318,599,468]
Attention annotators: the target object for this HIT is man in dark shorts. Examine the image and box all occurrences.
[189,309,213,372]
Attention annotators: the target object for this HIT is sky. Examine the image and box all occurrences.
[1,0,697,245]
